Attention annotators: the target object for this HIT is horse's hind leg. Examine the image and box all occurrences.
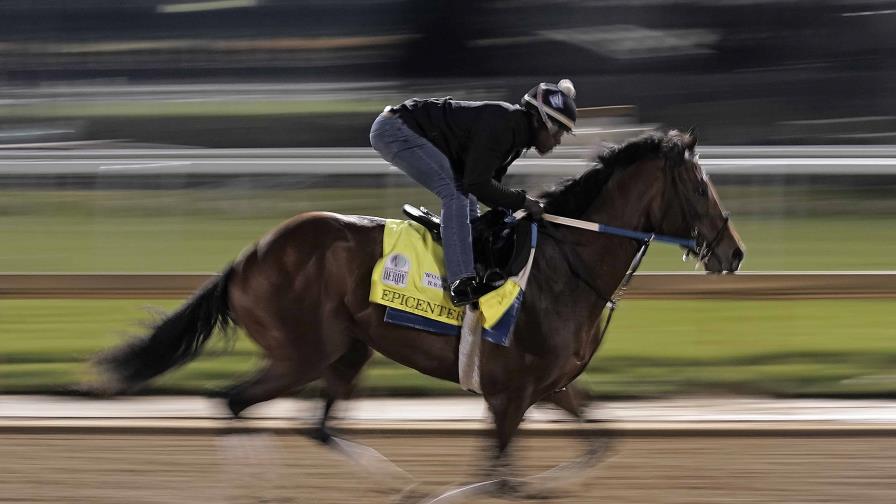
[218,356,322,504]
[312,338,372,443]
[226,357,320,418]
[313,340,415,491]
[225,281,340,418]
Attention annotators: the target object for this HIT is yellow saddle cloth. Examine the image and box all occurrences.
[369,219,524,333]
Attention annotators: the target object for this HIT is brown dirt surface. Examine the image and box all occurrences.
[2,431,894,503]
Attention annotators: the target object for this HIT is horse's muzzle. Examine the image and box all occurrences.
[726,247,745,273]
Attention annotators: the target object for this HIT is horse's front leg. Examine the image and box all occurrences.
[484,389,533,481]
[524,385,614,493]
[403,391,533,504]
[545,384,588,419]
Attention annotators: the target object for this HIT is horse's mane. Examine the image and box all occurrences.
[540,130,692,218]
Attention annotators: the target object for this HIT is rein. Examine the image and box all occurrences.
[518,211,692,343]
[540,214,655,342]
[599,235,650,341]
[542,214,696,250]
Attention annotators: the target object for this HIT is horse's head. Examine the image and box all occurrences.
[652,131,745,273]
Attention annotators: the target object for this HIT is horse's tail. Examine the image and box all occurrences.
[94,265,236,393]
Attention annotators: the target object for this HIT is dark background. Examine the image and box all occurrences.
[1,0,895,146]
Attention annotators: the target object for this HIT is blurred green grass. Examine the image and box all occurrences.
[1,298,894,397]
[1,188,894,272]
[2,186,894,397]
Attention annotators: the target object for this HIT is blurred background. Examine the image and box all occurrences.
[2,0,896,147]
[0,0,894,398]
[1,3,895,502]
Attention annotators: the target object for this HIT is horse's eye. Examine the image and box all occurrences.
[697,184,708,197]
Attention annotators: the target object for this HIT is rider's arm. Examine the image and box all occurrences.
[462,126,527,210]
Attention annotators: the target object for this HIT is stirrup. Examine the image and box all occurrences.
[402,204,441,241]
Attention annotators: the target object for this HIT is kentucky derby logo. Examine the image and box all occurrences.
[382,253,410,287]
[549,92,564,109]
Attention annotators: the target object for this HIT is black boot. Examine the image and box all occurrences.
[449,276,490,307]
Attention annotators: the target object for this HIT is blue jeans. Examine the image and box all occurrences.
[370,112,478,283]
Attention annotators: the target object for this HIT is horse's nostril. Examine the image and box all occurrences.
[729,247,744,271]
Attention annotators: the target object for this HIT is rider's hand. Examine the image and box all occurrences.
[523,196,545,220]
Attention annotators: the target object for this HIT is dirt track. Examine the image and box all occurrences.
[3,431,894,503]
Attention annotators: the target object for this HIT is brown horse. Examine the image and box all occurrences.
[96,130,743,492]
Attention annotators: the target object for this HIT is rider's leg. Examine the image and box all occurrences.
[467,193,480,221]
[370,112,475,284]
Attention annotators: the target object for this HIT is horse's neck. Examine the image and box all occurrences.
[552,163,660,354]
[578,164,659,290]
[589,160,659,230]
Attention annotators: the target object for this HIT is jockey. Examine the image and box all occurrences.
[370,80,577,306]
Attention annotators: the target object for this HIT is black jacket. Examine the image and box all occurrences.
[393,97,535,210]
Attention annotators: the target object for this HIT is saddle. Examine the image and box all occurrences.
[401,204,533,288]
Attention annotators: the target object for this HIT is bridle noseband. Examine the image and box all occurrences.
[684,211,730,263]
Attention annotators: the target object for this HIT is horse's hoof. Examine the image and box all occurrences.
[498,477,522,493]
[308,427,332,445]
[391,482,425,504]
[219,421,248,436]
[492,478,555,500]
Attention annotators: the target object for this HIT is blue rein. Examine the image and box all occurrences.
[535,213,697,249]
[594,224,696,249]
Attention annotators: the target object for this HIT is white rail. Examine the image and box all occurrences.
[0,147,895,176]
